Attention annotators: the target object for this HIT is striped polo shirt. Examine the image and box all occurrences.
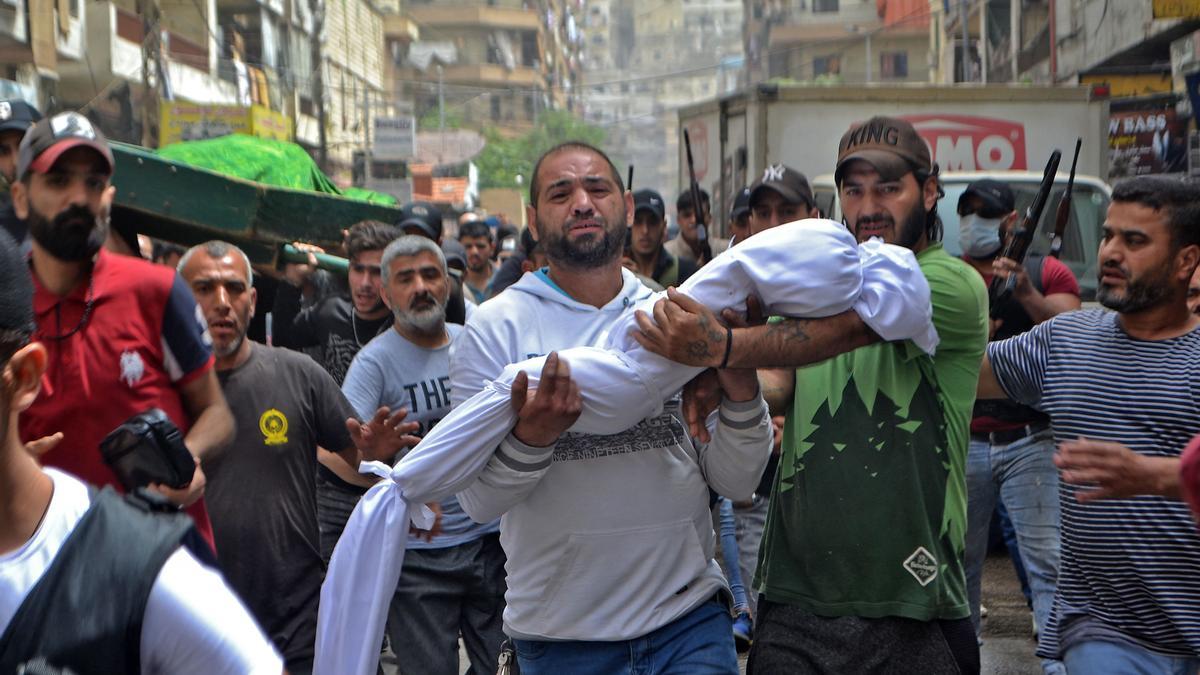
[988,309,1200,659]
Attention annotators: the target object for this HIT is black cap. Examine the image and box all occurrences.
[676,188,710,213]
[0,100,41,135]
[16,111,113,180]
[633,189,665,222]
[749,164,814,209]
[0,228,33,336]
[397,201,443,241]
[958,179,1015,218]
[730,187,752,221]
[441,238,467,272]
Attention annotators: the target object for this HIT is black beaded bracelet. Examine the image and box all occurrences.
[719,325,733,369]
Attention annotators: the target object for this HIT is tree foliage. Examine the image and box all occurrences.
[475,110,607,192]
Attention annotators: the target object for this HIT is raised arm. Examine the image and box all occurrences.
[633,292,880,370]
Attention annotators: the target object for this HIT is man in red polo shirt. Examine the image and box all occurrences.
[10,111,233,546]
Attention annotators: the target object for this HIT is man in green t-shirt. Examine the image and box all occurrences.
[751,117,987,673]
[632,117,988,673]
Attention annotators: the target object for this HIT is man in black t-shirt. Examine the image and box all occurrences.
[273,221,398,385]
[273,221,413,561]
[181,240,412,674]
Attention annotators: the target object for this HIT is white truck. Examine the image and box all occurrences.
[676,83,1110,234]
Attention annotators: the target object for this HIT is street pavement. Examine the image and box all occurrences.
[979,553,1044,674]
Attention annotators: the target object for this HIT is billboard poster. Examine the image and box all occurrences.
[159,103,292,147]
[1108,108,1187,177]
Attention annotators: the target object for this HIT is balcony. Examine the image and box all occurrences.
[407,5,538,31]
[384,14,419,40]
[57,2,236,110]
[393,62,540,88]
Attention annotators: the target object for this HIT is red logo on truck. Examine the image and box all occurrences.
[898,115,1027,171]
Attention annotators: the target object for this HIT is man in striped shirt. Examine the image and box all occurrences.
[979,175,1200,673]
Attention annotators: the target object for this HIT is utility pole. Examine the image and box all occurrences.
[437,63,444,161]
[980,0,987,83]
[363,85,370,186]
[1010,0,1020,81]
[310,0,328,170]
[865,32,872,83]
[960,0,970,82]
[138,0,161,146]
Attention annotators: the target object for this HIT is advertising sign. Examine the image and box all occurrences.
[373,116,416,161]
[160,103,292,146]
[899,114,1029,171]
[1108,108,1187,177]
[1153,0,1200,19]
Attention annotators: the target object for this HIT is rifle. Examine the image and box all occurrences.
[624,165,634,256]
[989,149,1062,317]
[1048,139,1081,260]
[682,129,713,264]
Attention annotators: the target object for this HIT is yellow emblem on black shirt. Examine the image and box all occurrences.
[260,408,289,445]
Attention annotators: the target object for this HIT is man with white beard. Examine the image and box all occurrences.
[341,235,506,675]
[179,240,409,674]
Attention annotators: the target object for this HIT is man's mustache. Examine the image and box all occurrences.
[854,213,894,229]
[53,204,98,229]
[409,292,437,310]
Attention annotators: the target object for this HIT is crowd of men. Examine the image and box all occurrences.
[1,93,1200,675]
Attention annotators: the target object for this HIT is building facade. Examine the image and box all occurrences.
[582,0,743,203]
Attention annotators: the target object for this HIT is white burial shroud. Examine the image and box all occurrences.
[314,218,939,674]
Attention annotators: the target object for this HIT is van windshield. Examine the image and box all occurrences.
[938,180,1110,300]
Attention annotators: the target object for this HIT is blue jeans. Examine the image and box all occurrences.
[718,499,749,614]
[994,501,1033,606]
[1064,640,1200,675]
[733,495,768,616]
[965,429,1062,673]
[513,598,738,675]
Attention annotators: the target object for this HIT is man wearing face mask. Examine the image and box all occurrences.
[957,178,1079,665]
[12,111,234,550]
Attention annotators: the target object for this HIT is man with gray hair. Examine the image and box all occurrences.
[179,240,412,675]
[341,235,506,675]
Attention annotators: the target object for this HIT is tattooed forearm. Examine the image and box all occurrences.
[728,311,879,369]
[764,318,811,344]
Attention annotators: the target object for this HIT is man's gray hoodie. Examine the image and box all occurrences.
[451,268,772,642]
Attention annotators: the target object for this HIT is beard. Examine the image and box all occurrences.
[213,332,245,359]
[27,203,108,262]
[393,292,447,334]
[851,199,927,250]
[1097,261,1172,313]
[538,210,626,269]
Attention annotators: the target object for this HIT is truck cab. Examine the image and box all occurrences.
[812,171,1112,301]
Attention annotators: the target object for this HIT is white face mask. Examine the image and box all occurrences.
[959,213,1004,258]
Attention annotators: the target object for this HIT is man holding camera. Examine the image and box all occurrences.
[14,112,233,548]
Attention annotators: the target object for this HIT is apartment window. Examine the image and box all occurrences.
[813,0,838,12]
[813,54,840,77]
[881,51,908,79]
